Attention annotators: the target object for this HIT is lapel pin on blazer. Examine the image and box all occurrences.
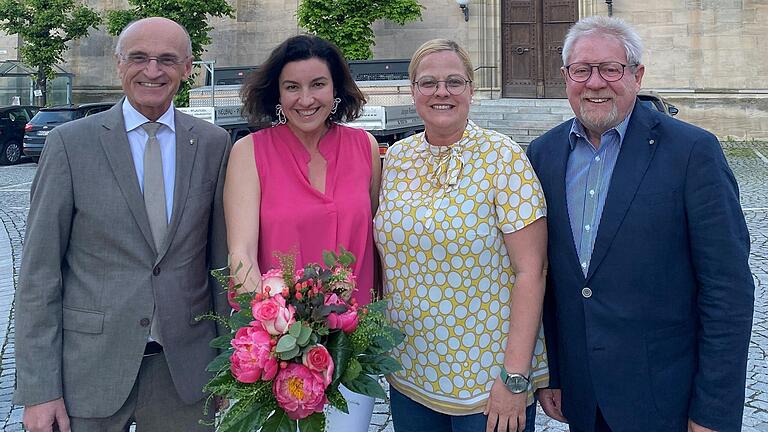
[648,139,655,145]
[190,138,196,146]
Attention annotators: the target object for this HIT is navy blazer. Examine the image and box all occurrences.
[527,100,754,432]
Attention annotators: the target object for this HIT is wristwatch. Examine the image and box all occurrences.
[499,366,530,394]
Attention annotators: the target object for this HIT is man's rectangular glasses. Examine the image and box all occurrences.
[564,62,635,83]
[120,54,186,67]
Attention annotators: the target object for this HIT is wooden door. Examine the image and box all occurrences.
[502,0,577,98]
[501,1,538,97]
[543,0,578,98]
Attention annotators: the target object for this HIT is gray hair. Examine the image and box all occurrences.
[562,16,643,68]
[115,17,193,57]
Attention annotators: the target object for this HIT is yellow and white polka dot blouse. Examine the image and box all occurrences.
[374,120,549,415]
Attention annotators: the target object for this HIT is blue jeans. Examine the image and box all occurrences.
[391,386,536,432]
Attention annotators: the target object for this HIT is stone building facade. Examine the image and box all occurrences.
[0,0,765,138]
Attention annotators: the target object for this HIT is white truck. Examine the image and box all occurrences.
[183,60,424,152]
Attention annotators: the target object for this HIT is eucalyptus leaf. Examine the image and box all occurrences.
[278,345,300,360]
[289,322,302,338]
[275,334,297,352]
[297,325,312,346]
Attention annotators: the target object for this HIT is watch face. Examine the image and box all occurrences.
[505,374,528,393]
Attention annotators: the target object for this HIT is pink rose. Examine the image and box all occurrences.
[261,268,287,296]
[302,345,334,385]
[273,363,328,420]
[230,326,278,383]
[251,294,295,335]
[324,293,358,333]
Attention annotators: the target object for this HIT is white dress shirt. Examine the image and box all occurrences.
[122,98,176,222]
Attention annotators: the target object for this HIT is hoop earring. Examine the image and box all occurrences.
[275,104,287,125]
[330,98,341,115]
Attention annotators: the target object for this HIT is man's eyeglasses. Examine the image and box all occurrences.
[120,54,187,67]
[413,77,472,96]
[564,62,636,83]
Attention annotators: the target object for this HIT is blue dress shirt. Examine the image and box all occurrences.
[566,112,632,275]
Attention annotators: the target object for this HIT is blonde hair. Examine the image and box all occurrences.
[408,39,474,82]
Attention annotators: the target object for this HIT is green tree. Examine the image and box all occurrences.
[105,0,234,106]
[297,0,422,60]
[0,0,100,106]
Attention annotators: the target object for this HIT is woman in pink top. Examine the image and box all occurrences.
[224,35,381,430]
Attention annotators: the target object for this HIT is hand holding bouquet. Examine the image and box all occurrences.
[206,249,404,432]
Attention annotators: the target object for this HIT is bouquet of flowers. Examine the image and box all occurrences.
[205,249,404,432]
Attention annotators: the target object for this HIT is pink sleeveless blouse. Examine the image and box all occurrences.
[252,124,374,305]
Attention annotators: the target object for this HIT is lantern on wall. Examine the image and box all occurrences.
[456,0,470,22]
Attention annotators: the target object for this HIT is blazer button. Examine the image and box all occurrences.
[581,287,593,298]
[153,266,161,276]
[140,318,150,327]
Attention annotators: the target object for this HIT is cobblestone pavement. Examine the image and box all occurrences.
[1,142,767,431]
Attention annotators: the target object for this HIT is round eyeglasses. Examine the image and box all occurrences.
[412,77,472,96]
[564,62,636,83]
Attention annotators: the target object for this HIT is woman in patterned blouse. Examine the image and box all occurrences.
[374,39,549,432]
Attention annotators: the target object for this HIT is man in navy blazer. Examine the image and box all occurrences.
[527,16,754,432]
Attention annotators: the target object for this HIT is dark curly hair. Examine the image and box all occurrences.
[241,35,366,125]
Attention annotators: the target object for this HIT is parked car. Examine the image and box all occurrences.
[638,91,679,116]
[0,105,39,165]
[23,102,116,161]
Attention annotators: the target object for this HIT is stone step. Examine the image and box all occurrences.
[469,97,574,144]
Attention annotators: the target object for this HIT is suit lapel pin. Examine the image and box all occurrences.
[648,139,655,145]
[190,138,196,146]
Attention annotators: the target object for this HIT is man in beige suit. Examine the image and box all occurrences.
[14,17,231,431]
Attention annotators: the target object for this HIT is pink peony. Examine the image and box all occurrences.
[327,309,359,333]
[261,268,287,296]
[251,294,295,335]
[302,345,334,385]
[273,363,328,420]
[324,293,359,333]
[230,326,278,383]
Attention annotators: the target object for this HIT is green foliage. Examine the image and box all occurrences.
[326,386,349,414]
[343,372,387,399]
[104,0,235,106]
[298,413,325,432]
[0,0,100,106]
[297,0,423,60]
[262,410,297,432]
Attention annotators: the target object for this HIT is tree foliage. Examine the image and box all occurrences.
[0,0,100,106]
[105,0,235,106]
[297,0,422,60]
